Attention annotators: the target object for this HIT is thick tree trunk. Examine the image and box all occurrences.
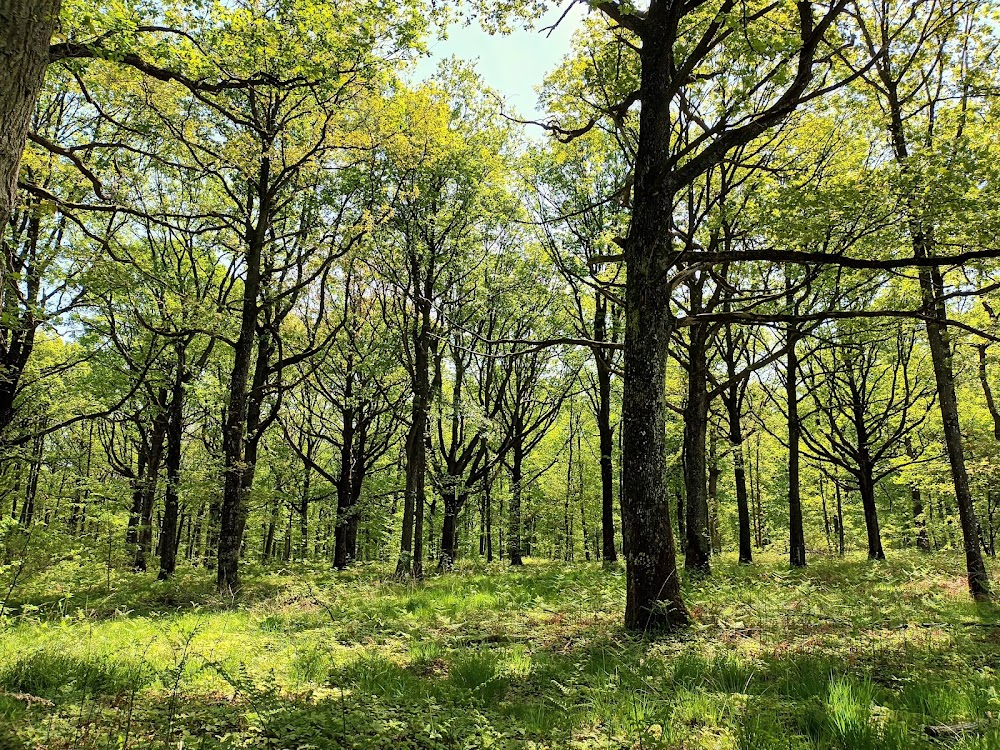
[0,0,60,262]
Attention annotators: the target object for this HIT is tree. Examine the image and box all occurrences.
[537,0,852,629]
[370,75,514,578]
[800,323,934,559]
[851,0,992,598]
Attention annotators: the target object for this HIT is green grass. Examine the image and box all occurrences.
[0,551,997,748]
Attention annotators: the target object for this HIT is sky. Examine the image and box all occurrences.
[409,4,587,119]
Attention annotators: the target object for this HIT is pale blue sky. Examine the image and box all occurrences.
[409,4,586,118]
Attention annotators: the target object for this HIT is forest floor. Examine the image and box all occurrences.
[0,552,998,749]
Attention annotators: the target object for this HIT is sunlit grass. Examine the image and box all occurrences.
[0,551,997,748]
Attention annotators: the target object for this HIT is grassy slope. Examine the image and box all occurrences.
[0,552,998,749]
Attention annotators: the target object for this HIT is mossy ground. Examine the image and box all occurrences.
[0,551,998,749]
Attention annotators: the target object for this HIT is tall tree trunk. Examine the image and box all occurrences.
[158,357,185,580]
[484,456,493,562]
[508,436,524,566]
[683,319,711,573]
[136,406,168,572]
[20,429,44,527]
[592,294,618,564]
[786,303,806,568]
[299,461,310,560]
[334,398,355,570]
[620,39,688,625]
[725,386,752,563]
[883,78,991,599]
[439,489,464,569]
[125,447,147,552]
[0,0,61,267]
[723,321,752,564]
[396,302,431,578]
[217,158,270,593]
[708,428,721,555]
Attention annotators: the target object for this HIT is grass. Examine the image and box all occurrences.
[0,551,997,748]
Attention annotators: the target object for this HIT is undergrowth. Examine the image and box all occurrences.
[0,551,997,748]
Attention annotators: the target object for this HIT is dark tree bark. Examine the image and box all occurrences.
[620,50,689,623]
[507,434,524,566]
[158,355,185,579]
[785,299,806,568]
[592,295,618,564]
[880,77,991,599]
[857,462,885,561]
[721,320,752,564]
[590,0,846,630]
[217,158,270,593]
[396,291,431,578]
[136,404,168,572]
[683,308,712,573]
[0,0,61,258]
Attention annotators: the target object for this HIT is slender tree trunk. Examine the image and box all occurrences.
[158,358,185,580]
[20,429,44,527]
[136,407,168,572]
[857,464,885,561]
[217,159,270,593]
[683,319,711,573]
[821,477,832,553]
[883,79,991,599]
[396,303,431,578]
[725,387,752,563]
[485,460,493,562]
[976,345,1000,441]
[708,428,721,555]
[723,321,752,564]
[508,437,524,566]
[592,295,618,564]
[125,448,147,553]
[299,462,310,561]
[786,299,806,568]
[335,398,355,570]
[835,481,845,556]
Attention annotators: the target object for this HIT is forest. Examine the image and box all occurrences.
[1,0,999,747]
